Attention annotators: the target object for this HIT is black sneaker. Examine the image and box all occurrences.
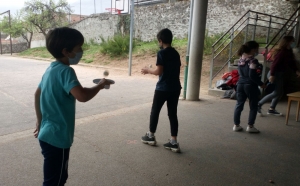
[163,141,180,153]
[141,133,156,146]
[267,109,282,116]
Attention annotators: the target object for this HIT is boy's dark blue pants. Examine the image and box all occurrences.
[234,84,260,125]
[39,140,70,186]
[150,90,181,136]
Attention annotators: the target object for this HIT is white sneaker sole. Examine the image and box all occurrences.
[141,140,156,146]
[164,146,181,153]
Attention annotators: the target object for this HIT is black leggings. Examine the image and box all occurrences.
[149,90,181,136]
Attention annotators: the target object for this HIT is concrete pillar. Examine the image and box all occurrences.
[186,0,208,101]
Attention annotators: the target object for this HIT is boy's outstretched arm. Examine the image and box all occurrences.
[70,78,113,102]
[141,65,163,76]
[34,88,42,138]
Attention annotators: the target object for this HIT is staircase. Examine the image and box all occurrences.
[208,8,300,97]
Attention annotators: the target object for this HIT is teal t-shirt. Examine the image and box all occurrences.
[38,61,81,149]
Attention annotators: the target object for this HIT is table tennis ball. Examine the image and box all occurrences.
[103,70,109,77]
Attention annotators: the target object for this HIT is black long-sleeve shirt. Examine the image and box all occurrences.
[237,56,264,86]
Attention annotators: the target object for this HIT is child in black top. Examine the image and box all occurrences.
[141,28,182,153]
[233,41,265,133]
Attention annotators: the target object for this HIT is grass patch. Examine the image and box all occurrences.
[19,47,53,59]
[17,32,222,63]
[173,38,188,49]
[135,40,158,55]
[84,59,93,63]
[82,43,98,55]
[203,32,224,55]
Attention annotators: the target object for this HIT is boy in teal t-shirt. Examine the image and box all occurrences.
[34,27,113,186]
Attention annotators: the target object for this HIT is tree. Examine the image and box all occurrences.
[23,0,72,38]
[0,12,34,48]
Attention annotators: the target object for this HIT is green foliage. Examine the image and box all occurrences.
[0,12,34,47]
[100,35,134,57]
[19,47,53,58]
[134,38,189,56]
[204,31,225,55]
[82,42,90,51]
[84,59,94,63]
[0,16,21,38]
[134,40,159,55]
[173,38,188,48]
[23,0,72,38]
[88,38,97,45]
[81,44,99,63]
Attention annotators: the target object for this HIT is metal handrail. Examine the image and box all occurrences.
[213,14,290,58]
[212,10,250,47]
[212,10,292,48]
[209,9,297,88]
[213,24,248,60]
[249,10,292,21]
[265,6,300,49]
[213,18,249,52]
[249,17,296,27]
[212,50,239,81]
[212,27,246,79]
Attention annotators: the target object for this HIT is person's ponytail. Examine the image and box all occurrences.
[237,45,250,56]
[237,41,259,56]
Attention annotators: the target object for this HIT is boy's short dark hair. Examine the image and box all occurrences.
[46,27,84,58]
[157,28,173,45]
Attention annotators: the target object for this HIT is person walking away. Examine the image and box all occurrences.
[258,36,300,116]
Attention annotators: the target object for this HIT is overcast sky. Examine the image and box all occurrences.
[0,0,113,16]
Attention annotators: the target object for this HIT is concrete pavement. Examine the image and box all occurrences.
[1,55,300,185]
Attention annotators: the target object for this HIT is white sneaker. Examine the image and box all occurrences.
[246,126,260,133]
[233,125,243,131]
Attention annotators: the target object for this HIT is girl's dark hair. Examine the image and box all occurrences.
[237,41,259,56]
[157,28,173,44]
[46,27,84,58]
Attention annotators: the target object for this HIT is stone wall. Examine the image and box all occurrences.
[1,43,28,54]
[31,40,46,48]
[135,2,190,41]
[71,14,119,44]
[206,0,297,35]
[30,0,298,46]
[135,0,297,41]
